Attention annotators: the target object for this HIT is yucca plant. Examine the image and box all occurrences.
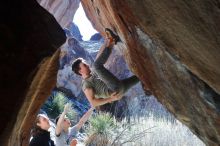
[84,112,153,146]
[85,112,116,146]
[88,112,116,134]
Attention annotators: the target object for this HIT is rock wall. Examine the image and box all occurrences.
[90,33,103,41]
[81,0,220,145]
[37,0,80,28]
[0,0,66,145]
[68,22,83,41]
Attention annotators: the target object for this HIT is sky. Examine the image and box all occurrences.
[73,3,98,41]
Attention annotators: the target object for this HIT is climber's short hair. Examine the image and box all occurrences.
[72,58,84,76]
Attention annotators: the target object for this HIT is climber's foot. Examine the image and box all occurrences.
[105,28,121,44]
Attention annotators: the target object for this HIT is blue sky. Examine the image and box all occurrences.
[73,3,98,41]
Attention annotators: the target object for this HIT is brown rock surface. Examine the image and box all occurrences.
[81,0,220,145]
[0,0,66,145]
[37,0,80,28]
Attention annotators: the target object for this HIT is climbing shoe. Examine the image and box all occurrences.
[105,28,121,44]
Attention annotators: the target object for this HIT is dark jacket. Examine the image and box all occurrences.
[29,130,55,146]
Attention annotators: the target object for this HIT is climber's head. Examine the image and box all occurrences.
[72,58,91,76]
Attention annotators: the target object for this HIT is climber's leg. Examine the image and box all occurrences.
[93,30,122,92]
[121,75,140,94]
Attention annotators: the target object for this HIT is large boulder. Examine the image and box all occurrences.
[0,0,66,145]
[81,0,220,145]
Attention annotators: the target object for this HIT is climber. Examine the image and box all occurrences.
[55,103,94,146]
[72,28,140,108]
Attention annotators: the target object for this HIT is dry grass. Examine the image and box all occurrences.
[80,113,205,146]
[121,117,205,146]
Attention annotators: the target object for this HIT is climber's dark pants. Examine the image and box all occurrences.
[93,46,139,94]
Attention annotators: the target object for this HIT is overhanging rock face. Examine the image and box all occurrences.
[0,0,66,145]
[81,0,220,145]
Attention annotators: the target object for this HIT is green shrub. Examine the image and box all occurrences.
[42,92,76,120]
[87,112,116,135]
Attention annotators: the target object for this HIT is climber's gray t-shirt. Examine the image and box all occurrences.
[55,126,78,146]
[82,73,111,99]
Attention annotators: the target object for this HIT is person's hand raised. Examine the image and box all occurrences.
[64,103,72,113]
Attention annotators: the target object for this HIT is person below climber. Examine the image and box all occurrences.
[55,103,94,146]
[29,114,55,146]
[72,28,140,107]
